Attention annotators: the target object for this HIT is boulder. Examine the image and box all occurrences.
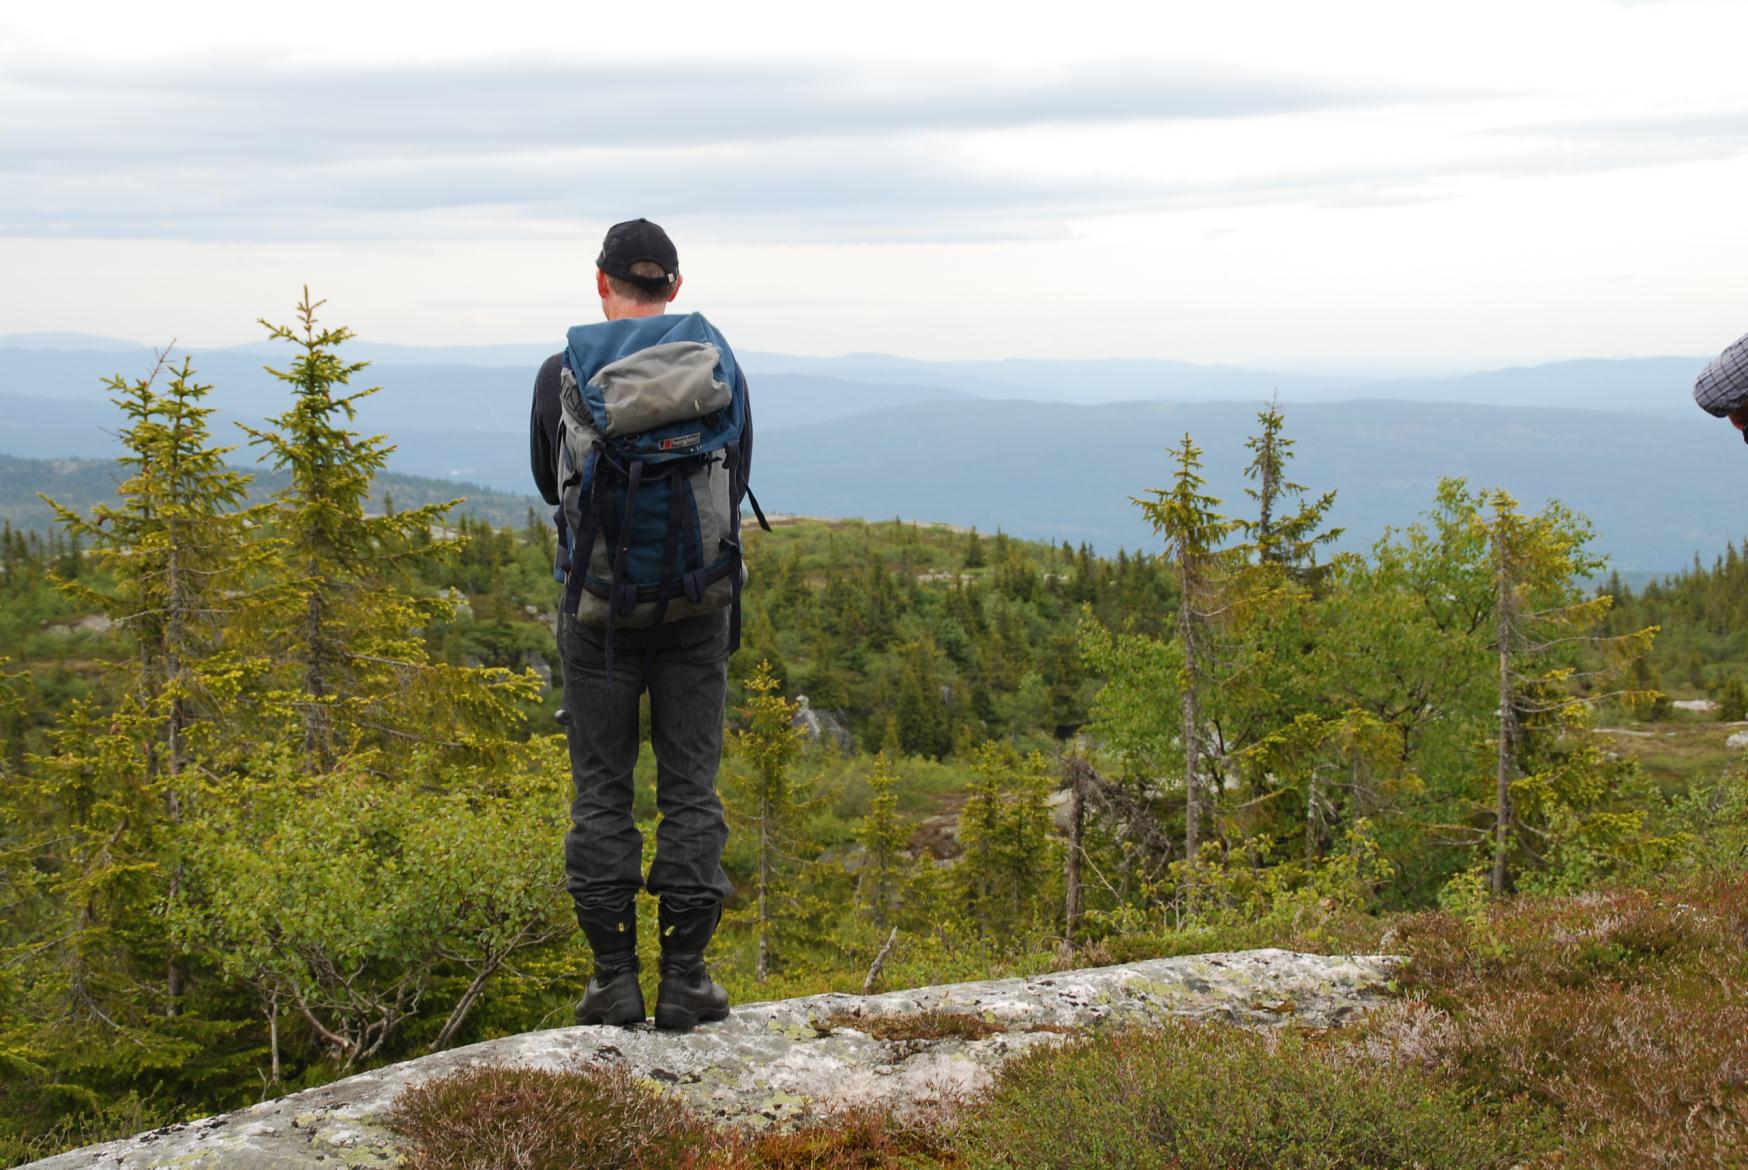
[21,949,1397,1170]
[790,695,854,752]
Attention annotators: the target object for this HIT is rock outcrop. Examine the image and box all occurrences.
[25,948,1397,1170]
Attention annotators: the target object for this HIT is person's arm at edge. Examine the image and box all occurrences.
[739,366,754,486]
[530,354,563,507]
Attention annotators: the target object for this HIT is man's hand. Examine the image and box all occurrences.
[1733,405,1748,432]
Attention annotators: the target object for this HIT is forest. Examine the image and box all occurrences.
[2,297,1746,1168]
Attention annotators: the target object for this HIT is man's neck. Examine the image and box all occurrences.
[603,302,669,322]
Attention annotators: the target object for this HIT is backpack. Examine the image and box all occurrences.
[552,312,768,665]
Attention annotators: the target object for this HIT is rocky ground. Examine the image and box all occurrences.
[24,948,1397,1170]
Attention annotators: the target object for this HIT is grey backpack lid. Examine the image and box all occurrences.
[1695,329,1748,417]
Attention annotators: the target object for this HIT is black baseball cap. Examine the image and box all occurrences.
[597,218,679,288]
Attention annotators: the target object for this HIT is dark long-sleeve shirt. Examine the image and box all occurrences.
[528,351,754,505]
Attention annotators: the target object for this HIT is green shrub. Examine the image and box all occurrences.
[953,1023,1552,1170]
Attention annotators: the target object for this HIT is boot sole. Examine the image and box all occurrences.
[653,1002,731,1032]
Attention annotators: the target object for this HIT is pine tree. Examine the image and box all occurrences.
[857,752,910,929]
[1475,487,1655,894]
[963,526,986,569]
[239,290,535,770]
[1241,400,1341,572]
[41,354,265,784]
[1713,675,1748,722]
[1133,436,1239,865]
[728,661,805,979]
[16,352,264,1116]
[956,743,1057,941]
[893,636,953,760]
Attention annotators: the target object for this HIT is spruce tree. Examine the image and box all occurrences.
[19,352,263,1116]
[1241,400,1340,573]
[956,743,1057,942]
[1478,488,1654,894]
[1133,436,1239,865]
[857,752,910,930]
[239,290,535,770]
[728,662,805,979]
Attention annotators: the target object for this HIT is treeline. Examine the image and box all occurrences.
[736,520,1173,756]
[3,293,1741,1166]
[1,298,560,1161]
[1602,544,1748,716]
[0,452,544,536]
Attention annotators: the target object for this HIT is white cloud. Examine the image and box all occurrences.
[2,0,1747,361]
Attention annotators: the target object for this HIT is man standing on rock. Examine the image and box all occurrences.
[529,218,757,1030]
[1695,329,1748,438]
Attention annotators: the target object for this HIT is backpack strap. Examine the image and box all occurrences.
[640,475,688,680]
[723,440,769,525]
[728,539,744,655]
[742,484,770,532]
[562,489,599,621]
[601,457,646,684]
[679,472,707,604]
[551,504,571,585]
[720,439,769,657]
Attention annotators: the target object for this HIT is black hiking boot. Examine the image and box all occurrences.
[653,901,730,1032]
[574,904,646,1027]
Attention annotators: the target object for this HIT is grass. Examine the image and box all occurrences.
[817,1008,1009,1043]
[391,873,1748,1170]
[1595,715,1744,795]
[814,1008,1076,1045]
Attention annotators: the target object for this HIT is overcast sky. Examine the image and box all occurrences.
[3,0,1746,364]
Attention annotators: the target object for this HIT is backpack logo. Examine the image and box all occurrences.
[660,433,702,451]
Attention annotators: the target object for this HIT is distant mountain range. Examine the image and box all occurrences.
[755,397,1744,573]
[0,332,1732,572]
[0,454,541,536]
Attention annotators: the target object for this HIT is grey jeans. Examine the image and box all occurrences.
[557,608,734,916]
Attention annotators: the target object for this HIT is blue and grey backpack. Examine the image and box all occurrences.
[552,312,768,665]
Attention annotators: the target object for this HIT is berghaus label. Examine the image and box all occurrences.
[660,433,703,451]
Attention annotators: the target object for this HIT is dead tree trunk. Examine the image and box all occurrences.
[1491,507,1516,897]
[1063,758,1088,943]
[756,796,772,981]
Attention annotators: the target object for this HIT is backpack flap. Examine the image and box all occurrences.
[589,341,731,453]
[564,314,744,463]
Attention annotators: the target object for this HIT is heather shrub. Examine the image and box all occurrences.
[392,1064,711,1170]
[392,1065,957,1170]
[1455,985,1748,1168]
[1369,874,1748,1168]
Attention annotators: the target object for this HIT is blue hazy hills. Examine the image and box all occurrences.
[0,334,1731,572]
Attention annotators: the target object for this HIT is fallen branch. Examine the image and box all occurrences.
[862,927,899,996]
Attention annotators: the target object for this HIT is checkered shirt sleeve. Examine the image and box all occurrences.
[1695,329,1748,417]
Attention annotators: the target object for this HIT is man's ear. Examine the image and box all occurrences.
[596,268,611,300]
[666,273,684,303]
